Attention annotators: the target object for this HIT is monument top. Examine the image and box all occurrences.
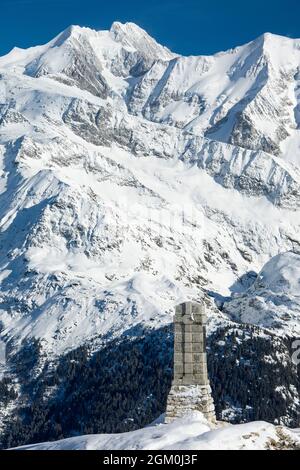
[175,301,206,323]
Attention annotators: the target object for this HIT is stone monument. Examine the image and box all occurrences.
[165,301,216,423]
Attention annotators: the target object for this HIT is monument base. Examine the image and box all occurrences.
[165,384,216,424]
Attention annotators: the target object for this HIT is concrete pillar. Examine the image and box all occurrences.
[165,301,216,423]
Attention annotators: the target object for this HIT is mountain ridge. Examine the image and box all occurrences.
[0,23,300,351]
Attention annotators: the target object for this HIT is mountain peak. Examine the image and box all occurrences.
[51,24,96,47]
[110,21,177,60]
[110,21,147,36]
[252,30,300,52]
[253,31,298,44]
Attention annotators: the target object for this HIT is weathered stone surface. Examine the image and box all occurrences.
[165,301,216,423]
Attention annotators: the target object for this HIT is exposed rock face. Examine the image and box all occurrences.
[165,302,216,423]
[24,26,110,98]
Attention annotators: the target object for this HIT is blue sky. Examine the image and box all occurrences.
[0,0,299,56]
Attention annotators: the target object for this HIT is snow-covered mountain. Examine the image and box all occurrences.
[0,22,300,448]
[224,252,300,335]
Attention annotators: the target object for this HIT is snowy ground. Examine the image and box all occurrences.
[13,413,300,451]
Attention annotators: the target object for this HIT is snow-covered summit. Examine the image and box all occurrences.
[224,252,300,335]
[255,251,300,294]
[110,21,176,60]
[1,22,300,159]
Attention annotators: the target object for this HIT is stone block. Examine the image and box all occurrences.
[184,363,193,373]
[182,374,194,385]
[195,352,206,360]
[174,364,183,374]
[193,363,207,376]
[174,343,183,352]
[193,372,206,382]
[184,352,193,363]
[192,343,204,352]
[191,324,203,333]
[193,364,206,375]
[184,343,193,352]
[193,353,205,362]
[184,333,192,342]
[184,324,193,333]
[192,333,201,342]
[175,332,183,342]
[194,373,208,384]
[174,323,183,333]
[174,373,183,382]
[174,352,183,363]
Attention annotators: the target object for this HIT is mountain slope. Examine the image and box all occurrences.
[224,251,300,335]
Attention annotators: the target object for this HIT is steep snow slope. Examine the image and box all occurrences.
[126,33,300,157]
[0,22,300,444]
[13,412,300,450]
[1,124,300,354]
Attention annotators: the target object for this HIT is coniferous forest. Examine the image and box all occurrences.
[0,323,299,449]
